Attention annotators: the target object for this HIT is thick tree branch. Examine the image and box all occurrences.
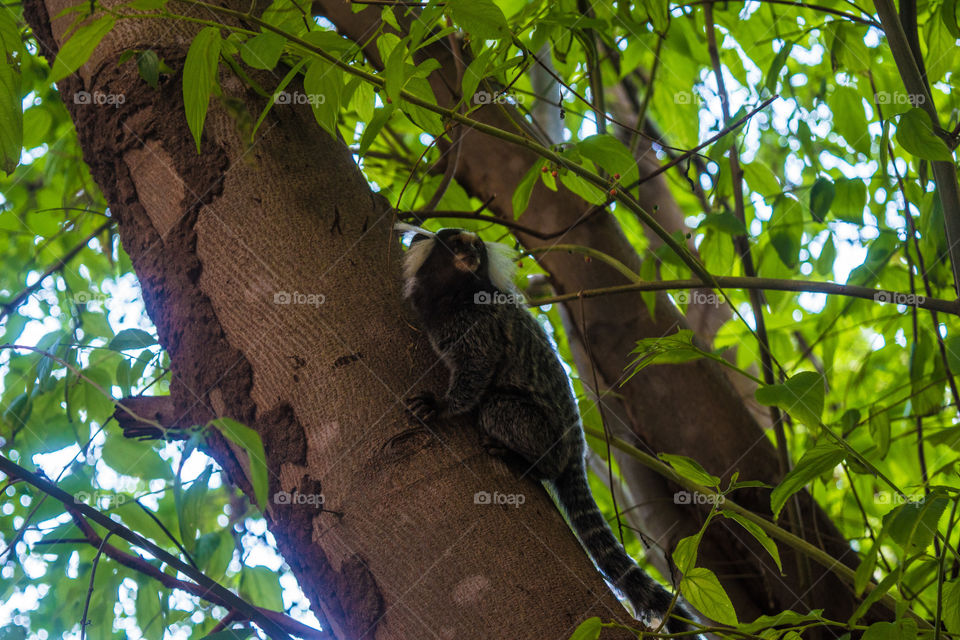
[528,275,959,316]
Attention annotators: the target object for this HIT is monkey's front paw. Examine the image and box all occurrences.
[405,392,440,423]
[480,434,510,458]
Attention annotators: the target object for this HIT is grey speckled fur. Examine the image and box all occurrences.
[399,227,694,633]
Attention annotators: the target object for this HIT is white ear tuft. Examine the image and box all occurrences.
[485,241,518,293]
[394,222,434,240]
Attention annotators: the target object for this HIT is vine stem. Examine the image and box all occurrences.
[526,274,959,316]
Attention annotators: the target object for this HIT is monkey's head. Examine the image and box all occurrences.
[395,224,517,299]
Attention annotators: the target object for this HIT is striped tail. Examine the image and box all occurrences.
[552,459,695,635]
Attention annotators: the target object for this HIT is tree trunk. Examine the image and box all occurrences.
[24,0,639,637]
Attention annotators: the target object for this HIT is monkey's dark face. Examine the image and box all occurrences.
[403,228,492,302]
[400,225,516,301]
[437,229,485,275]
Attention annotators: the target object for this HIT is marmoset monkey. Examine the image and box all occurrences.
[396,224,695,634]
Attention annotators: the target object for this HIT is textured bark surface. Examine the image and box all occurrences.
[312,2,865,625]
[24,0,640,637]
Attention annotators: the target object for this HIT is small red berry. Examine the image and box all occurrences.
[551,170,558,177]
[609,188,617,195]
[541,166,548,173]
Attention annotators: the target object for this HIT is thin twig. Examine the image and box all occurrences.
[81,529,114,640]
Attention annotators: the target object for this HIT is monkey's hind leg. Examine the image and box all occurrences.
[478,398,569,480]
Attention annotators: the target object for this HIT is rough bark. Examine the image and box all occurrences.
[312,2,866,626]
[24,0,641,637]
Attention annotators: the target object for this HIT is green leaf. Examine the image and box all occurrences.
[896,108,953,162]
[195,530,234,580]
[641,0,670,33]
[135,576,165,640]
[698,211,747,236]
[831,86,870,155]
[568,617,601,640]
[884,494,948,554]
[868,410,891,458]
[832,178,866,222]
[303,58,342,138]
[854,536,881,595]
[769,444,844,518]
[108,328,158,351]
[763,41,793,94]
[49,16,116,83]
[0,8,20,54]
[513,159,545,217]
[401,76,444,136]
[460,48,493,107]
[136,50,160,89]
[183,26,222,153]
[559,171,606,205]
[755,371,825,429]
[829,23,871,72]
[721,511,782,571]
[741,610,825,633]
[241,31,284,70]
[358,105,395,155]
[769,195,803,268]
[743,162,781,199]
[177,465,213,551]
[943,579,960,633]
[627,330,706,380]
[448,0,510,41]
[208,417,268,511]
[672,534,699,575]
[660,453,720,487]
[578,134,639,186]
[0,56,21,175]
[101,436,173,480]
[861,620,916,640]
[809,177,835,223]
[239,565,284,611]
[943,0,960,37]
[815,234,836,276]
[680,567,738,625]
